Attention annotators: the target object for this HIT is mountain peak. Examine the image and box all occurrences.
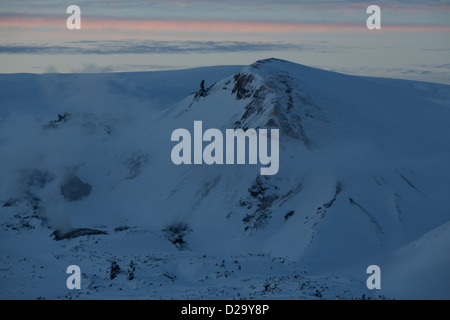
[177,58,324,146]
[251,57,290,66]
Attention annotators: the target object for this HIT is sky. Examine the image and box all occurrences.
[0,0,449,83]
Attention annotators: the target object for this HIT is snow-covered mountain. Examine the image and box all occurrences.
[1,58,449,299]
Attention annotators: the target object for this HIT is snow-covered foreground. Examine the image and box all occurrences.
[1,59,449,299]
[0,222,378,300]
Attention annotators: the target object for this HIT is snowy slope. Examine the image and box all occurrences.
[383,221,450,300]
[1,59,449,299]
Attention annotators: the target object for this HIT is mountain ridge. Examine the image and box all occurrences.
[1,58,449,299]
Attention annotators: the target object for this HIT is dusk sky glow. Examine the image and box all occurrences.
[1,0,449,83]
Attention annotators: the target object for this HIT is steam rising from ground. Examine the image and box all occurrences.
[0,78,157,231]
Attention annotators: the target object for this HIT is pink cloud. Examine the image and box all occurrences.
[1,16,449,34]
[0,16,65,28]
[85,18,363,33]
